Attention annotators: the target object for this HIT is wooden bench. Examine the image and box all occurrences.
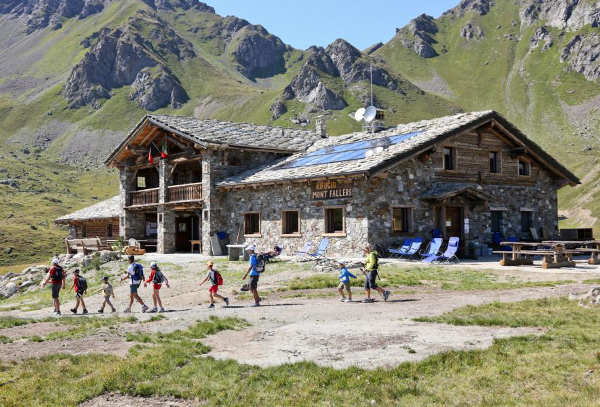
[493,248,578,268]
[65,237,110,255]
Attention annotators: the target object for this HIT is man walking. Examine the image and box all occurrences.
[241,245,261,307]
[42,258,65,315]
[70,269,88,314]
[361,246,390,303]
[120,255,148,313]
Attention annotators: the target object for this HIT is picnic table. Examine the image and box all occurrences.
[543,240,600,265]
[494,241,578,269]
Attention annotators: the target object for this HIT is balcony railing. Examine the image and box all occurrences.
[168,182,202,203]
[127,188,159,207]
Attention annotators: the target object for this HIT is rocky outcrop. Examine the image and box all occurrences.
[561,34,600,82]
[444,0,493,18]
[269,99,287,119]
[129,67,188,110]
[365,42,384,55]
[283,64,322,101]
[520,0,600,30]
[326,39,363,79]
[461,23,485,40]
[529,25,553,50]
[306,82,346,110]
[229,25,288,79]
[304,46,339,76]
[396,14,439,58]
[143,0,215,12]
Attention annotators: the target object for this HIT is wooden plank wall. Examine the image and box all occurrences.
[74,218,120,239]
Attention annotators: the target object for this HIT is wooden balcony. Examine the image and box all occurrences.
[127,188,159,207]
[168,182,202,203]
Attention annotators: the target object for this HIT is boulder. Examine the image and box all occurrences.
[530,26,553,50]
[305,82,347,110]
[460,23,485,40]
[269,100,287,120]
[130,67,189,110]
[2,282,17,298]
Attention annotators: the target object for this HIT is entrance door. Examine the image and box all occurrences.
[175,216,192,252]
[445,206,463,238]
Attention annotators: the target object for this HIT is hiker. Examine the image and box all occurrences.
[98,276,116,313]
[144,261,169,313]
[361,246,390,303]
[120,255,149,313]
[41,258,65,315]
[70,269,88,314]
[241,245,261,307]
[198,261,229,308]
[337,262,356,302]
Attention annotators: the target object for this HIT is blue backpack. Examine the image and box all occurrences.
[133,263,144,281]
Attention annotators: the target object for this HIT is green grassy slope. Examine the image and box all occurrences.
[377,3,600,232]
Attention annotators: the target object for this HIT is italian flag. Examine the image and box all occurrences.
[161,140,168,159]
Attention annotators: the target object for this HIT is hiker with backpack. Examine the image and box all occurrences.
[198,261,229,308]
[41,258,65,315]
[70,269,88,314]
[360,246,390,303]
[120,255,149,313]
[241,245,263,307]
[144,261,169,313]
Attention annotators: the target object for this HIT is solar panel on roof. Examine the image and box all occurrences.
[286,131,422,168]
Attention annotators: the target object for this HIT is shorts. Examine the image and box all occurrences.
[104,295,112,302]
[130,284,140,294]
[364,271,378,290]
[208,284,218,294]
[51,284,61,299]
[249,275,259,290]
[153,283,162,290]
[338,281,350,290]
[75,290,84,298]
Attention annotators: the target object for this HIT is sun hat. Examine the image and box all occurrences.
[245,244,256,252]
[52,258,59,265]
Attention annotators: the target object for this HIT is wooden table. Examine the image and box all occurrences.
[543,241,600,265]
[190,240,202,254]
[494,241,578,269]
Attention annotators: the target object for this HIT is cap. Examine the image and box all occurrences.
[52,258,59,265]
[73,269,80,274]
[245,244,256,252]
[207,261,214,266]
[103,276,109,281]
[150,262,158,269]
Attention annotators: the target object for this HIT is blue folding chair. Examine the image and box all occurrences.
[389,239,413,257]
[420,238,443,259]
[423,237,460,263]
[308,238,329,259]
[400,238,424,259]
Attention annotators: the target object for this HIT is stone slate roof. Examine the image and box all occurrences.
[148,115,319,152]
[55,196,120,224]
[219,110,579,187]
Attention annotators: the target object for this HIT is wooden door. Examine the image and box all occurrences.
[445,206,463,238]
[175,217,192,252]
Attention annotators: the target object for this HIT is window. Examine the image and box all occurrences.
[518,160,530,176]
[491,211,503,233]
[107,223,113,237]
[282,211,300,235]
[489,152,499,173]
[521,211,532,234]
[137,176,146,189]
[82,224,87,238]
[244,213,260,235]
[392,207,411,233]
[324,208,344,234]
[443,147,454,170]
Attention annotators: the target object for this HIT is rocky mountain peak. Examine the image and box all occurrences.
[228,24,288,79]
[142,0,215,12]
[519,0,600,30]
[396,14,439,58]
[444,0,492,18]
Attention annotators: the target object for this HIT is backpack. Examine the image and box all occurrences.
[371,252,379,270]
[152,269,165,284]
[255,255,266,273]
[133,263,144,281]
[50,265,63,283]
[211,270,224,286]
[77,276,87,292]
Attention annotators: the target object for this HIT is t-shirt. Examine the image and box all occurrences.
[208,270,218,285]
[365,251,379,271]
[338,268,356,284]
[249,254,259,277]
[73,276,79,292]
[146,270,156,284]
[49,266,63,285]
[102,282,113,296]
[127,263,141,285]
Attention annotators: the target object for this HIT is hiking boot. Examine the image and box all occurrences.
[383,290,391,302]
[252,303,261,307]
[82,309,88,315]
[141,304,149,313]
[159,307,165,313]
[111,308,117,313]
[361,298,375,303]
[55,311,61,315]
[97,309,104,314]
[224,297,230,306]
[344,299,351,303]
[148,308,157,313]
[208,303,215,309]
[339,297,346,302]
[123,308,131,313]
[70,308,77,314]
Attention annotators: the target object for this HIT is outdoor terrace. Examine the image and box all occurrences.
[126,182,203,207]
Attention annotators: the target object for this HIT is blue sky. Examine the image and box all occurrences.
[208,0,458,50]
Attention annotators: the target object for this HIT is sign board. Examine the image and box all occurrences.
[311,180,353,200]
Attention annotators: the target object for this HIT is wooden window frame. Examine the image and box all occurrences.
[518,158,531,177]
[243,212,261,237]
[520,210,533,234]
[489,151,501,174]
[281,209,301,237]
[323,206,346,237]
[136,176,146,189]
[392,207,413,233]
[442,146,457,171]
[490,210,503,233]
[107,223,113,238]
[82,224,87,238]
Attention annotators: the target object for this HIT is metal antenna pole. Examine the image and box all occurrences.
[370,63,373,106]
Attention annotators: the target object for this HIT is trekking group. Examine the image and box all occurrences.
[42,245,389,315]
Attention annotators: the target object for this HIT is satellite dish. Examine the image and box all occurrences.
[354,107,366,122]
[364,106,377,123]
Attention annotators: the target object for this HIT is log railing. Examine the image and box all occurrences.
[168,182,202,203]
[127,188,159,207]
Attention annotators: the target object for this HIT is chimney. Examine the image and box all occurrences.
[315,117,327,138]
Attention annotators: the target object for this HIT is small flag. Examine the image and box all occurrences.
[161,140,168,159]
[148,149,153,164]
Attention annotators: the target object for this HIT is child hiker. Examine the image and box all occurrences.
[144,262,169,313]
[198,261,229,308]
[98,276,116,313]
[70,269,88,314]
[337,262,356,302]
